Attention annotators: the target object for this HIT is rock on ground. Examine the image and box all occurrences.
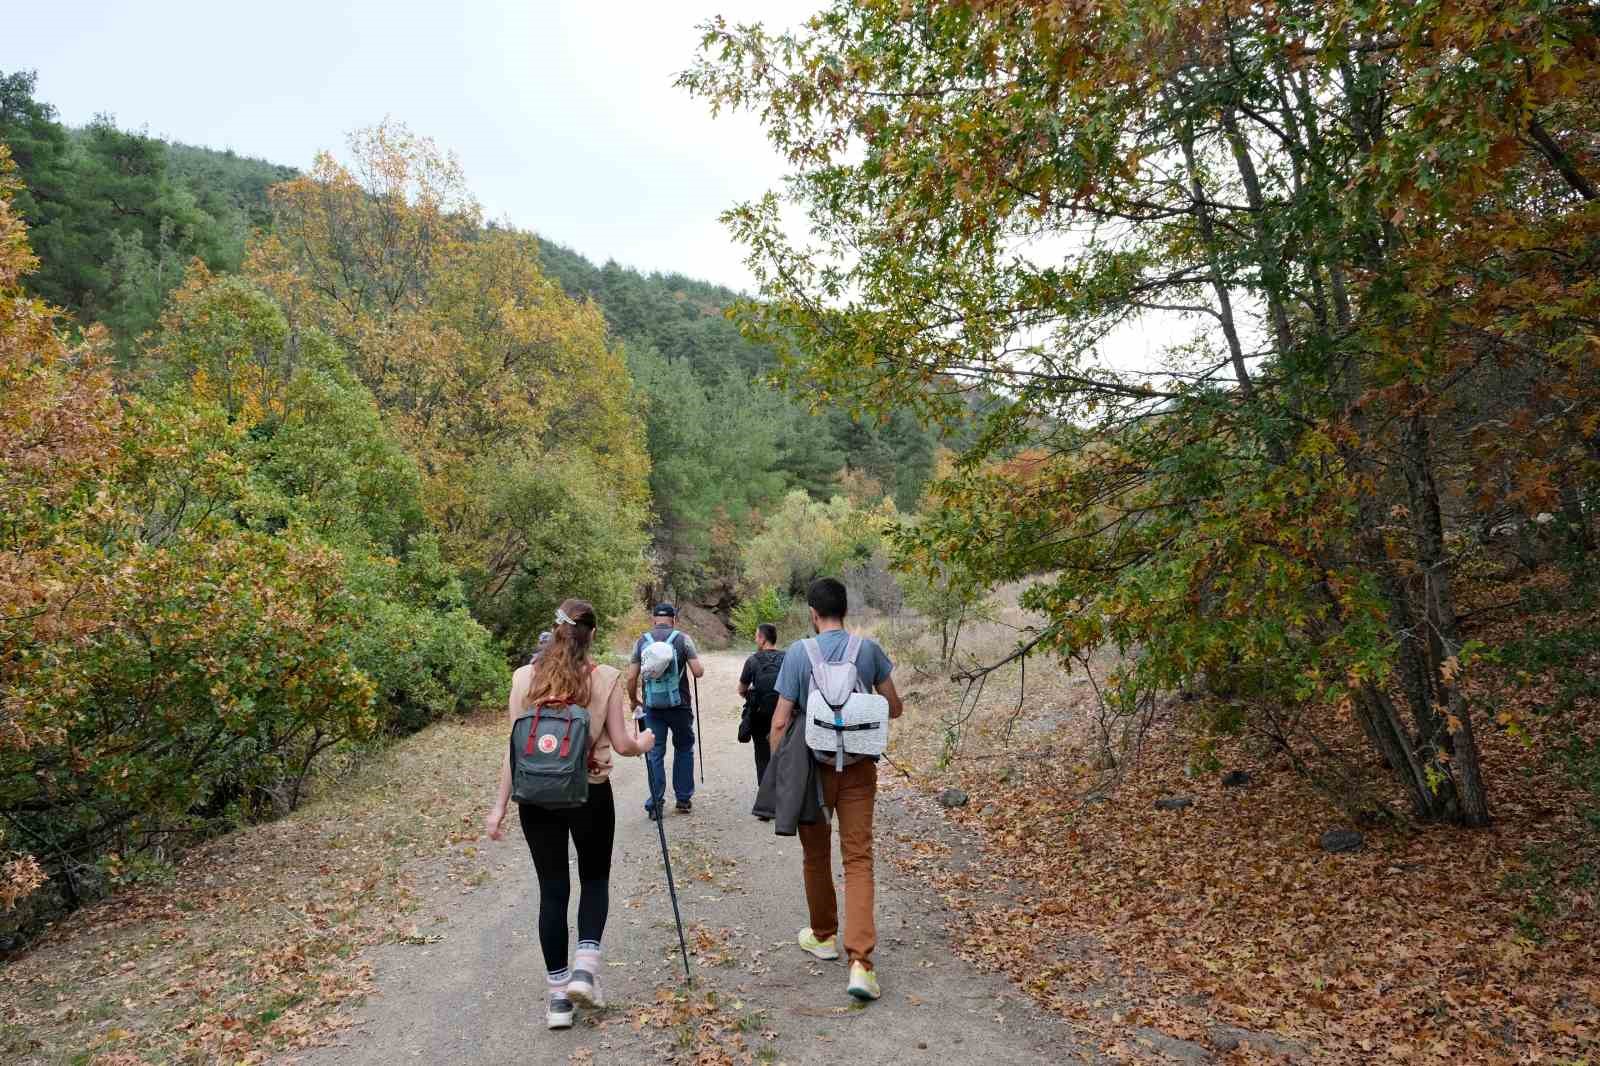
[1320,829,1364,853]
[938,787,970,808]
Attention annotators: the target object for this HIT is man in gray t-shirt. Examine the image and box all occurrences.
[773,630,895,736]
[767,578,902,1004]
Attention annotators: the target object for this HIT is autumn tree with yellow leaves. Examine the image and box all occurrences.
[1,149,387,913]
[249,122,649,645]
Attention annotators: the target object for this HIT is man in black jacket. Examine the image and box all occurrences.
[737,623,784,785]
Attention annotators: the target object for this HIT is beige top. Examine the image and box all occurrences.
[507,661,628,784]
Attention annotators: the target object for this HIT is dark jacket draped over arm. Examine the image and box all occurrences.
[752,712,823,835]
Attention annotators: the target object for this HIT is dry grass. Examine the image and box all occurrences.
[0,713,507,1065]
[869,579,1049,685]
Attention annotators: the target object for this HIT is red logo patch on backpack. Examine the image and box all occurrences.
[537,733,559,755]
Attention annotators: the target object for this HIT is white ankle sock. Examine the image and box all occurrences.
[575,940,601,974]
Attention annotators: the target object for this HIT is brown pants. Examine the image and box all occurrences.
[798,758,878,968]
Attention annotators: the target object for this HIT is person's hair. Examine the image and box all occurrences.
[807,577,848,621]
[527,599,598,707]
[756,622,778,645]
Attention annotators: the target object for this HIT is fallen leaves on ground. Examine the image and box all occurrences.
[884,578,1600,1064]
[686,923,738,968]
[0,713,507,1064]
[630,987,758,1065]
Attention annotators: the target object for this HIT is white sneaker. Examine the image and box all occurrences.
[546,990,575,1029]
[847,961,882,1001]
[567,968,604,1008]
[798,927,840,961]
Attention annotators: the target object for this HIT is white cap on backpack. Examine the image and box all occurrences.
[640,640,676,680]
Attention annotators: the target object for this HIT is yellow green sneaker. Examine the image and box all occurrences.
[797,927,840,961]
[847,961,881,1001]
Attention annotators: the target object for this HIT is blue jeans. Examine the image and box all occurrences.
[643,706,696,809]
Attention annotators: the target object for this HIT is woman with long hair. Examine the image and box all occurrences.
[484,599,654,1030]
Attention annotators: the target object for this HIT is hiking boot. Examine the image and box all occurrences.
[646,802,662,821]
[847,961,881,1002]
[676,798,693,813]
[797,927,840,961]
[546,991,575,1029]
[567,969,604,1008]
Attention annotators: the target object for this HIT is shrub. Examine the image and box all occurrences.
[342,546,507,736]
[460,453,650,654]
[730,587,791,646]
[742,491,897,599]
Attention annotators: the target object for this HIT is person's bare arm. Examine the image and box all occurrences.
[605,677,655,756]
[485,749,512,840]
[769,695,795,752]
[877,676,905,719]
[738,676,750,698]
[625,662,641,708]
[485,666,529,840]
[687,655,705,680]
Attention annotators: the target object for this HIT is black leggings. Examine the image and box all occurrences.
[518,781,615,974]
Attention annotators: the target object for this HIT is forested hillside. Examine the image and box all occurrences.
[534,236,941,600]
[0,69,948,930]
[0,71,293,352]
[0,69,941,606]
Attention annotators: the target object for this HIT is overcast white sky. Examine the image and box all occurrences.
[1,0,801,291]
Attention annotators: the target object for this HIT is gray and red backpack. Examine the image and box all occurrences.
[510,668,599,808]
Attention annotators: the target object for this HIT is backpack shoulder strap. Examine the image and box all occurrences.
[800,637,825,674]
[842,633,863,665]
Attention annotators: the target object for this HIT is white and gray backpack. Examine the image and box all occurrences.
[801,635,890,770]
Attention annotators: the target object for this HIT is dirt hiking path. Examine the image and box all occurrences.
[293,651,1090,1064]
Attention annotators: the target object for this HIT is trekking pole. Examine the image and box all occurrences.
[692,673,705,784]
[650,772,693,985]
[880,751,915,780]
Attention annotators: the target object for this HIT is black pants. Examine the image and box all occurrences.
[749,709,773,786]
[518,781,614,974]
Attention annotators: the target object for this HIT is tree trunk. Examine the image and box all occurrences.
[1220,108,1297,363]
[1401,413,1492,827]
[1333,405,1465,821]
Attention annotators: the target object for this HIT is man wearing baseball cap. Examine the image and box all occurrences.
[626,603,704,818]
